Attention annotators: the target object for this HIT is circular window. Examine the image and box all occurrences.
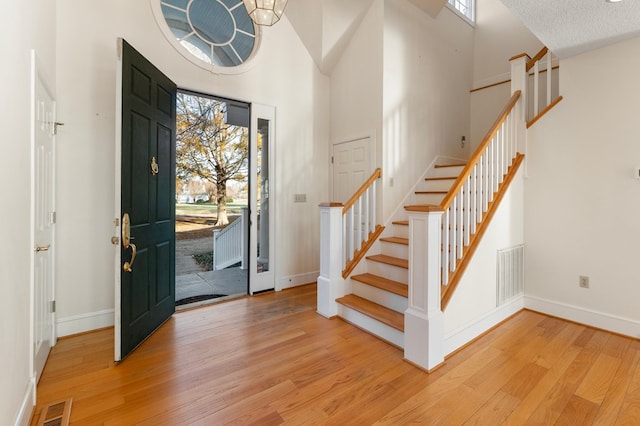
[156,0,259,70]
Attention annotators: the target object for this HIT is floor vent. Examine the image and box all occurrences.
[497,244,524,306]
[37,398,72,426]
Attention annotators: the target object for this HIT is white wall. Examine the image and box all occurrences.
[54,0,330,334]
[0,0,57,423]
[525,37,640,337]
[330,0,384,176]
[470,0,542,150]
[382,0,474,221]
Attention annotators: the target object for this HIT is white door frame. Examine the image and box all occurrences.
[249,103,276,294]
[113,40,124,361]
[331,130,376,201]
[30,49,57,387]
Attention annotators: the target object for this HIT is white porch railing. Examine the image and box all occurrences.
[213,207,248,270]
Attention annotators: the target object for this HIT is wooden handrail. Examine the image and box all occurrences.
[440,91,521,211]
[342,168,382,214]
[527,96,563,128]
[526,46,548,72]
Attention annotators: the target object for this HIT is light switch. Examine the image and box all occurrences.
[294,194,307,203]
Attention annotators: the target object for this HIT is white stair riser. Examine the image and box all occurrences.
[429,166,465,178]
[422,179,456,192]
[381,241,408,259]
[352,281,408,313]
[337,305,404,348]
[392,224,409,239]
[413,193,446,205]
[366,261,408,283]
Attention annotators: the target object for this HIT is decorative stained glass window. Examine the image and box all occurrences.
[160,0,257,68]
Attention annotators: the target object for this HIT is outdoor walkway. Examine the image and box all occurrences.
[176,268,248,304]
[175,236,247,307]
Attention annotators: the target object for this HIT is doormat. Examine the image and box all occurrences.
[176,294,227,306]
[37,398,72,426]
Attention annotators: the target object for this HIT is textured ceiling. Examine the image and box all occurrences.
[500,0,640,58]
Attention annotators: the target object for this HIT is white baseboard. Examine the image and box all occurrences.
[57,309,114,337]
[14,378,35,426]
[279,271,319,290]
[525,295,640,339]
[444,295,525,355]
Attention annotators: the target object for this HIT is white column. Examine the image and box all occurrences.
[405,209,444,371]
[510,54,528,157]
[317,203,345,318]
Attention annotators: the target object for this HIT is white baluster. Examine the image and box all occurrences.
[533,60,540,118]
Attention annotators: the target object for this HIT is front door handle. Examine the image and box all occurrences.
[122,213,136,272]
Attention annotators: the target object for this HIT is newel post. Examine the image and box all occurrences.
[404,208,444,371]
[510,53,528,154]
[317,203,346,318]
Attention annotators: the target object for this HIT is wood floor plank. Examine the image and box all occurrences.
[575,353,621,405]
[30,285,640,426]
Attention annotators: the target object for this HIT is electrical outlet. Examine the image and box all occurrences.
[579,275,589,289]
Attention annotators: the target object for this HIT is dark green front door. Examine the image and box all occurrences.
[118,40,176,360]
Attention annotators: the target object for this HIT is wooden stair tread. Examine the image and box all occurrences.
[435,163,466,168]
[392,220,408,226]
[380,237,408,245]
[404,204,443,212]
[425,176,457,181]
[352,273,408,297]
[415,191,448,194]
[336,294,404,331]
[366,254,408,269]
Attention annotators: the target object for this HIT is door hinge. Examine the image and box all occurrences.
[51,300,56,313]
[50,211,57,225]
[331,156,334,164]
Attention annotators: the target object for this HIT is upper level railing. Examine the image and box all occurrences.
[438,91,522,306]
[341,168,383,278]
[526,46,562,127]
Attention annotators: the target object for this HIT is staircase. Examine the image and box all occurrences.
[319,46,561,371]
[335,163,466,347]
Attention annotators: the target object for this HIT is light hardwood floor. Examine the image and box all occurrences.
[31,284,640,425]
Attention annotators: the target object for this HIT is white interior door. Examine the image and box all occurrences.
[249,104,276,294]
[332,136,373,202]
[30,50,56,383]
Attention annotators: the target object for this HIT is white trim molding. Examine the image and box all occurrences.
[57,309,115,338]
[444,295,525,356]
[14,379,35,426]
[279,271,319,290]
[525,295,640,339]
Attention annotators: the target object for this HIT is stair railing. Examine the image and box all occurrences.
[341,168,384,278]
[522,47,563,127]
[404,91,525,371]
[317,168,383,318]
[438,91,522,306]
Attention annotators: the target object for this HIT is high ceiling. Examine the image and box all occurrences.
[499,0,640,58]
[284,0,640,74]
